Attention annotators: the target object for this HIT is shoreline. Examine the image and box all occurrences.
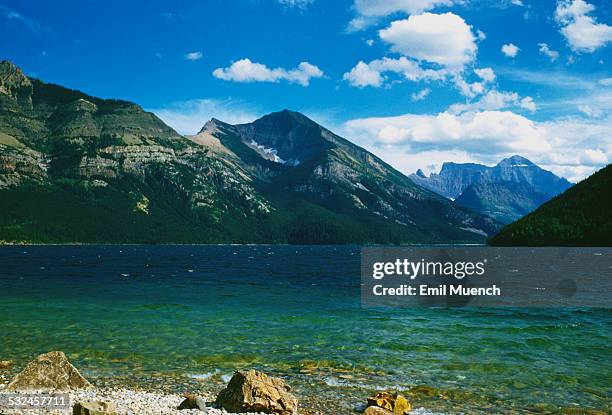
[1,371,609,415]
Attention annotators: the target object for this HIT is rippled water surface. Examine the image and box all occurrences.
[0,246,610,413]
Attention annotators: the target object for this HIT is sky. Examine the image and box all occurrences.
[1,0,611,182]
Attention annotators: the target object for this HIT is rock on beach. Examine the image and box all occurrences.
[215,370,298,415]
[7,351,92,392]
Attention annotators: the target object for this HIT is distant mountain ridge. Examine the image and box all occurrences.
[410,156,572,200]
[409,156,573,224]
[491,164,612,246]
[0,60,499,244]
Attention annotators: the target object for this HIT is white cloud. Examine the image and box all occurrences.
[501,43,520,57]
[365,39,375,46]
[346,110,549,149]
[378,13,477,68]
[600,77,612,86]
[278,0,315,8]
[511,0,524,5]
[453,77,484,98]
[213,58,324,86]
[343,62,384,87]
[476,29,486,41]
[578,104,603,118]
[149,98,260,135]
[474,67,496,82]
[449,90,536,113]
[343,57,447,88]
[538,43,560,61]
[580,148,608,164]
[554,0,612,53]
[185,51,203,61]
[343,110,610,182]
[348,0,456,30]
[411,88,431,101]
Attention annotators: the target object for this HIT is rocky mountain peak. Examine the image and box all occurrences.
[232,109,331,165]
[0,60,31,88]
[416,169,427,178]
[198,118,232,134]
[497,155,535,167]
[0,60,33,107]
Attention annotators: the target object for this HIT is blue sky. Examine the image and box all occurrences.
[1,0,611,181]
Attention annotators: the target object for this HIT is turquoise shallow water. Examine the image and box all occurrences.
[0,246,610,413]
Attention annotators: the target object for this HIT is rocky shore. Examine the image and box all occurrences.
[1,352,608,415]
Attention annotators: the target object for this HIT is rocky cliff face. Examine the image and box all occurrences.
[0,60,499,243]
[409,155,573,224]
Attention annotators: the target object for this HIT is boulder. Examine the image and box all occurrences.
[366,392,411,415]
[364,406,392,415]
[0,360,13,370]
[7,351,92,391]
[73,401,117,415]
[215,370,298,415]
[178,393,207,410]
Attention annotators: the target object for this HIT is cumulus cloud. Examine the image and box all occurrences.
[343,57,447,88]
[453,77,484,98]
[411,88,431,101]
[501,43,520,57]
[344,110,610,181]
[213,58,324,86]
[474,67,496,82]
[554,0,612,52]
[538,43,560,61]
[185,51,203,61]
[449,90,536,113]
[378,12,477,68]
[345,111,552,157]
[149,98,261,135]
[347,0,456,31]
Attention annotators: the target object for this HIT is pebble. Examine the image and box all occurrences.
[0,388,268,415]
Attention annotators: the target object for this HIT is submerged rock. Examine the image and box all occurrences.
[7,351,92,391]
[0,360,13,370]
[215,369,298,415]
[73,401,118,415]
[177,393,207,410]
[366,392,411,415]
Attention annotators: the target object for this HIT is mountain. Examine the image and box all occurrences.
[490,164,612,246]
[455,181,550,225]
[409,156,573,223]
[411,163,489,200]
[0,60,499,244]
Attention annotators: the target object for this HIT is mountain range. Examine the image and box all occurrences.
[0,60,499,244]
[491,164,611,246]
[409,156,573,223]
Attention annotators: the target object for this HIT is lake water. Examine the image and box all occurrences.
[0,246,610,414]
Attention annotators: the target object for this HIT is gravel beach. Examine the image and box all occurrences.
[0,387,270,415]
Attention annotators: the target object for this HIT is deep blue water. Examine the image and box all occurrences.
[0,246,610,413]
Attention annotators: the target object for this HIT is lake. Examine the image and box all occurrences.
[0,245,610,414]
